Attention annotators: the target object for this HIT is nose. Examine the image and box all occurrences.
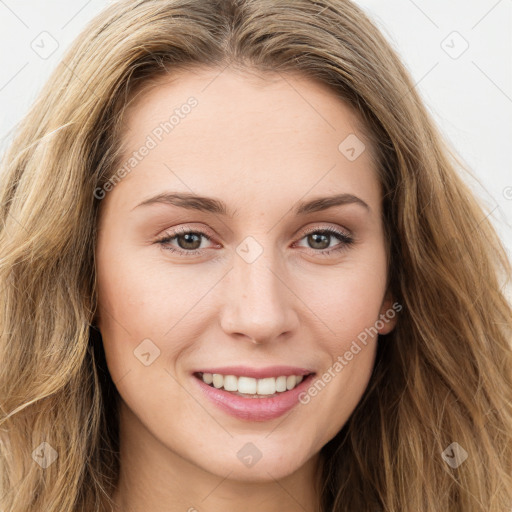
[219,246,299,345]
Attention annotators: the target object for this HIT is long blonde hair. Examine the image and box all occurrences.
[1,1,511,510]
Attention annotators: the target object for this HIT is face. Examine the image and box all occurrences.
[95,67,397,483]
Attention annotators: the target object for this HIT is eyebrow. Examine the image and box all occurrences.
[132,192,371,216]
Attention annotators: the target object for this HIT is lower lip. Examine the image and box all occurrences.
[193,373,315,422]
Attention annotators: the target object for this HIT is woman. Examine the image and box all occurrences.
[0,1,511,510]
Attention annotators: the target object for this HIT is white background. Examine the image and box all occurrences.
[0,0,511,294]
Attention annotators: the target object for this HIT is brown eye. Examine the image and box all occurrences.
[175,232,203,250]
[156,227,214,256]
[295,226,354,256]
[306,232,331,250]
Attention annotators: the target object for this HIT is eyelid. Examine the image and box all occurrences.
[157,224,217,242]
[298,224,351,239]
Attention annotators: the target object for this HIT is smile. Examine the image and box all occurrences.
[196,372,305,397]
[192,369,316,421]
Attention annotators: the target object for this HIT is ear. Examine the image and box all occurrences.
[377,288,399,335]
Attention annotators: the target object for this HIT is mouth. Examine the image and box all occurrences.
[191,369,316,421]
[193,371,311,398]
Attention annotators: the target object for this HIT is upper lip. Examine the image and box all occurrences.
[193,365,315,379]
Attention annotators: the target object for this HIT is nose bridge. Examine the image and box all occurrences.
[239,247,282,307]
[219,239,297,343]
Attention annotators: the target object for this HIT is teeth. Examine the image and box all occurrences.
[212,373,223,388]
[200,373,307,395]
[223,375,238,391]
[257,377,276,395]
[275,376,287,392]
[238,376,257,394]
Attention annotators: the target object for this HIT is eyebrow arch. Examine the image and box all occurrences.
[294,193,371,215]
[132,192,371,215]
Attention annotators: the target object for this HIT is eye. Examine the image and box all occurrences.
[155,226,215,256]
[155,225,355,257]
[293,226,354,256]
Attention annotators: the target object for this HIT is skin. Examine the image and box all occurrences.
[95,66,397,512]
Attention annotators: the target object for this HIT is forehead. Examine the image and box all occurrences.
[120,66,374,157]
[104,67,381,215]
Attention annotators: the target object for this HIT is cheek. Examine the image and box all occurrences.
[96,242,188,334]
[289,253,386,439]
[95,244,218,383]
[295,293,381,448]
[95,255,192,422]
[293,249,388,343]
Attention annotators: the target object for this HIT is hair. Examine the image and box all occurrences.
[0,0,511,510]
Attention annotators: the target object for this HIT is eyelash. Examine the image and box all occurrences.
[155,225,355,258]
